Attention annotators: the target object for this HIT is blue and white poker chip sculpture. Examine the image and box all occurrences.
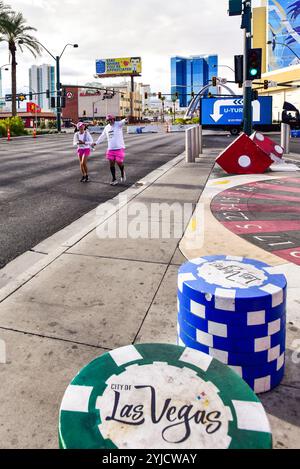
[177,255,287,394]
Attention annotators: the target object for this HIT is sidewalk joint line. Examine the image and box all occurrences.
[63,251,170,266]
[0,325,112,351]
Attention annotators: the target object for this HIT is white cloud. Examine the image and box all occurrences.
[1,0,245,95]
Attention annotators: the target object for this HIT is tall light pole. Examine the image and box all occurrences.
[243,0,253,136]
[25,41,78,132]
[0,65,10,109]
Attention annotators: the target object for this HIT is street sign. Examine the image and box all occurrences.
[228,0,243,16]
[5,93,27,102]
[201,96,273,125]
[268,81,277,88]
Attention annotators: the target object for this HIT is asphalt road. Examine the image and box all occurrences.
[0,132,187,269]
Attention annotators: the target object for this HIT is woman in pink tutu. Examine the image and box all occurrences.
[73,122,93,182]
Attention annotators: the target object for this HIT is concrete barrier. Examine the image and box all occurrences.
[127,125,159,134]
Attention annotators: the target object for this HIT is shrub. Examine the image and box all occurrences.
[0,116,26,137]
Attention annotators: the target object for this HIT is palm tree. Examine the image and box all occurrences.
[0,1,10,16]
[0,11,40,116]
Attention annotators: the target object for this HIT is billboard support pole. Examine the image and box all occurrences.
[130,76,134,123]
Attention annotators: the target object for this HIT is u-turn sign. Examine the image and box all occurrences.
[201,96,272,126]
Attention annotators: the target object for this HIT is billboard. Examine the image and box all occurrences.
[201,97,273,126]
[268,0,300,71]
[95,57,142,77]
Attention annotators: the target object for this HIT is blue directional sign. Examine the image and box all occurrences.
[201,96,273,126]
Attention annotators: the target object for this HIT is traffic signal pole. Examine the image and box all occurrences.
[56,56,62,133]
[242,0,252,136]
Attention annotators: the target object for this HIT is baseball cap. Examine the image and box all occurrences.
[106,114,115,121]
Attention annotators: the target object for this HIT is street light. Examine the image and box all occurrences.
[0,64,10,71]
[267,40,300,61]
[20,40,79,132]
[212,64,234,73]
[92,98,102,120]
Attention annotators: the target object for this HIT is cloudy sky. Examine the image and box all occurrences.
[0,0,261,96]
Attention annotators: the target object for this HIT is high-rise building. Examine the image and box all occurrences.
[171,55,218,107]
[29,64,55,111]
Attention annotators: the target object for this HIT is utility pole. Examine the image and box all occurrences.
[228,0,253,135]
[56,56,62,133]
[242,0,253,135]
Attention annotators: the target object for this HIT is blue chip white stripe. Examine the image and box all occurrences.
[178,313,285,354]
[190,300,206,318]
[178,327,285,366]
[215,288,236,311]
[178,289,285,326]
[178,301,286,339]
[260,284,284,307]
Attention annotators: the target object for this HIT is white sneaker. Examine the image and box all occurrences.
[110,179,118,186]
[120,171,126,183]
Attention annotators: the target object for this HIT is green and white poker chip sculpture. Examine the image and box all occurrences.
[59,344,272,449]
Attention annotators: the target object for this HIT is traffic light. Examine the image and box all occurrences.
[246,48,262,80]
[208,92,213,98]
[50,97,56,108]
[19,94,26,101]
[144,92,148,99]
[83,110,86,116]
[62,88,67,97]
[61,97,66,108]
[175,92,179,99]
[264,80,269,90]
[158,92,162,99]
[228,0,243,16]
[212,76,217,87]
[46,89,50,98]
[234,55,243,87]
[191,91,195,98]
[251,89,259,101]
[29,92,33,101]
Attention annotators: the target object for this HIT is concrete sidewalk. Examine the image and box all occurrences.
[0,150,216,448]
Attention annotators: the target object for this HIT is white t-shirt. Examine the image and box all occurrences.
[95,119,126,150]
[73,130,93,149]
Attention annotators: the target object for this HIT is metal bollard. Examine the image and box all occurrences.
[281,123,290,154]
[195,125,200,158]
[185,128,193,162]
[199,125,203,155]
[191,127,196,160]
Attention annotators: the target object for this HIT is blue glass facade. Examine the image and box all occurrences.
[171,55,218,107]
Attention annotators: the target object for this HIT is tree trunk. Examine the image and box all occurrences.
[10,43,17,117]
